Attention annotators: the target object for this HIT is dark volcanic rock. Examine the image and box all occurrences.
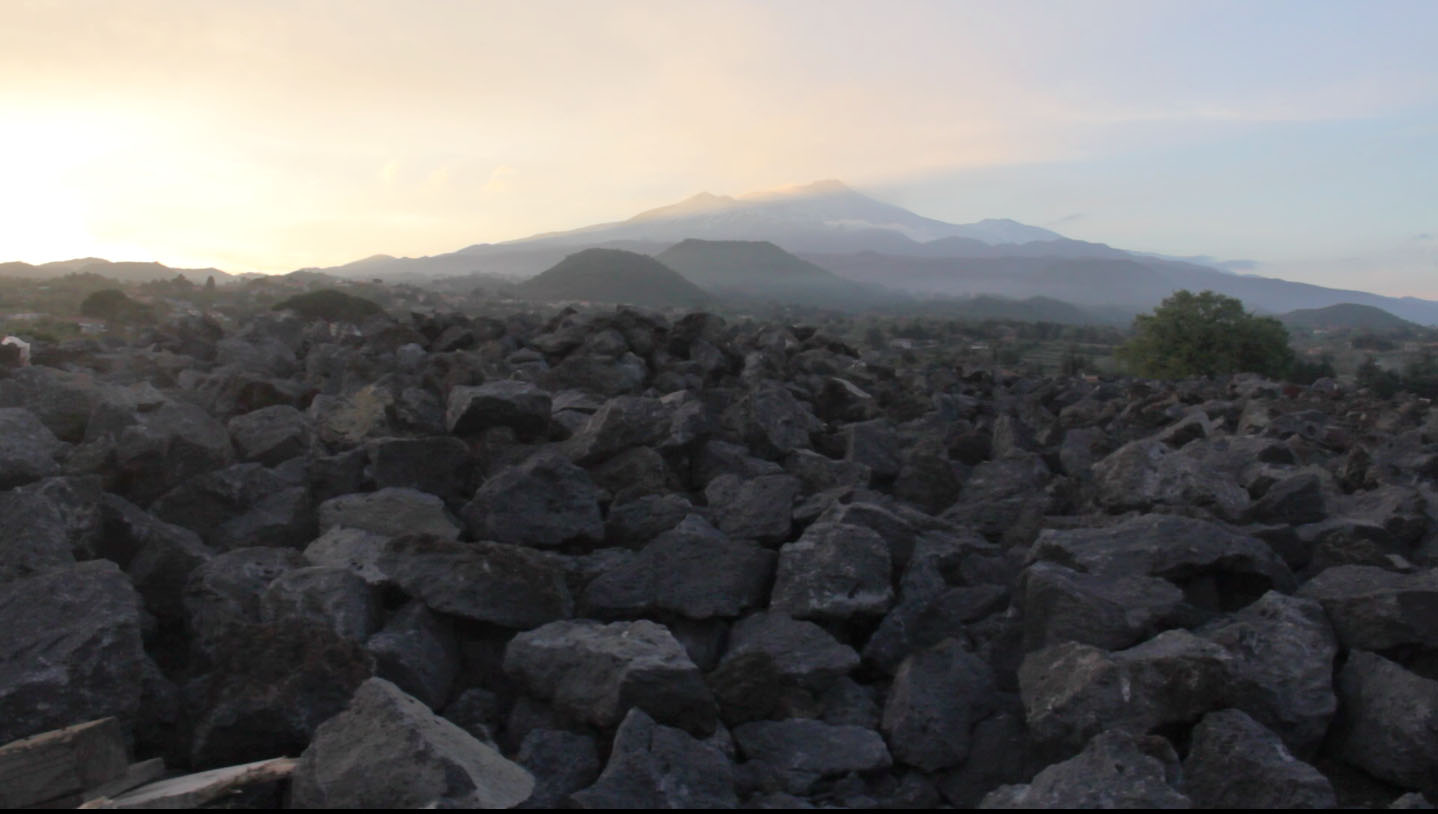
[1020,561,1188,652]
[462,452,604,547]
[259,565,379,643]
[504,619,716,735]
[378,534,572,629]
[1298,565,1438,650]
[771,521,893,621]
[733,718,892,796]
[0,560,149,745]
[517,728,601,809]
[446,380,552,439]
[318,486,461,540]
[289,677,533,808]
[0,407,65,488]
[881,639,998,772]
[226,404,310,466]
[570,708,736,809]
[365,435,472,500]
[1181,708,1335,809]
[364,601,459,711]
[183,546,308,664]
[1332,650,1438,796]
[704,472,799,543]
[980,729,1191,809]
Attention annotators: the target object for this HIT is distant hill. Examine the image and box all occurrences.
[0,258,233,285]
[517,248,710,308]
[1280,303,1421,335]
[913,295,1119,325]
[655,239,890,308]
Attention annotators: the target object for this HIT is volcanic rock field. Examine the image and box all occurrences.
[2,304,1438,807]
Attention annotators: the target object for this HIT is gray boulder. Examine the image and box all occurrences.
[1298,565,1438,650]
[1332,650,1438,795]
[302,527,391,586]
[723,380,820,459]
[365,435,472,500]
[0,560,149,745]
[517,729,601,809]
[0,365,98,441]
[259,565,378,642]
[564,395,670,465]
[183,547,308,663]
[226,405,310,466]
[1028,513,1295,606]
[942,453,1052,540]
[289,678,533,808]
[462,452,603,547]
[570,708,735,809]
[1092,437,1250,521]
[0,407,64,488]
[771,522,893,621]
[1182,709,1335,809]
[112,401,234,504]
[583,516,775,620]
[980,729,1191,809]
[881,639,998,772]
[0,487,76,583]
[365,602,459,711]
[446,380,551,439]
[318,487,461,540]
[704,473,799,543]
[733,718,891,796]
[709,611,860,724]
[1020,561,1188,652]
[378,534,572,629]
[1019,631,1234,751]
[504,619,716,735]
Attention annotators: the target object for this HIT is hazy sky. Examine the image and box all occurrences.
[4,0,1436,295]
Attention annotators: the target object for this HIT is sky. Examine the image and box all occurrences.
[3,0,1436,295]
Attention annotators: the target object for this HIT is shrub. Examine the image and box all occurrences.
[272,289,384,323]
[1116,290,1294,379]
[79,289,154,324]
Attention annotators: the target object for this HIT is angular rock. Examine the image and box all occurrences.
[709,611,860,723]
[378,534,572,629]
[724,381,820,459]
[564,395,670,465]
[980,729,1191,809]
[1298,565,1438,650]
[302,527,391,586]
[259,566,378,643]
[843,419,901,480]
[365,435,472,500]
[1029,513,1295,608]
[604,493,695,547]
[504,619,716,735]
[570,708,735,809]
[0,561,148,745]
[1198,591,1338,757]
[364,602,458,712]
[1250,471,1330,525]
[318,487,461,540]
[462,452,603,547]
[188,623,373,768]
[446,380,551,439]
[1182,708,1335,809]
[733,718,891,795]
[704,473,799,543]
[0,487,76,583]
[183,547,308,663]
[771,522,893,621]
[1019,631,1234,751]
[1332,650,1438,795]
[583,517,775,620]
[1092,437,1250,521]
[1020,561,1188,652]
[0,407,64,488]
[0,366,98,442]
[101,493,213,622]
[516,728,601,809]
[881,639,998,772]
[111,401,233,504]
[942,453,1052,540]
[226,405,310,467]
[289,678,533,808]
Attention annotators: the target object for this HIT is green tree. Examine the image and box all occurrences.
[1356,354,1401,397]
[79,288,154,324]
[272,289,385,323]
[1116,290,1294,379]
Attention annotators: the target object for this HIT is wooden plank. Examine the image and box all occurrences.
[0,718,128,808]
[82,757,297,809]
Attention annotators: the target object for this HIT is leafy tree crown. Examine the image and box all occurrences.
[1116,290,1294,378]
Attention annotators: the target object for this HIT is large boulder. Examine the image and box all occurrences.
[0,561,150,745]
[703,473,799,543]
[183,547,309,663]
[226,405,311,467]
[516,729,601,809]
[980,729,1191,809]
[1028,514,1295,609]
[461,452,604,547]
[0,487,77,583]
[732,718,892,796]
[188,623,373,768]
[881,639,998,772]
[289,678,533,808]
[771,522,893,621]
[1297,565,1438,651]
[111,401,234,504]
[1091,437,1250,521]
[1181,709,1335,809]
[259,566,379,643]
[0,366,98,441]
[582,516,775,620]
[570,708,735,809]
[709,611,860,724]
[377,535,572,629]
[364,602,459,711]
[365,436,472,501]
[1019,631,1234,751]
[1019,561,1188,652]
[318,487,461,540]
[1331,650,1438,796]
[0,407,64,488]
[504,619,716,735]
[563,395,671,465]
[446,380,551,439]
[722,380,820,459]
